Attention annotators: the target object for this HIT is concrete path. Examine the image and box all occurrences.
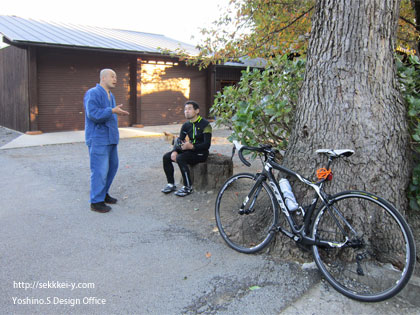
[0,125,183,149]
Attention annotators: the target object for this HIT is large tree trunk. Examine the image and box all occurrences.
[273,0,412,259]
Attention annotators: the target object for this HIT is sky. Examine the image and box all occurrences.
[1,0,229,45]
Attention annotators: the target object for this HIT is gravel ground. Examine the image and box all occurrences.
[0,126,255,242]
[0,125,418,314]
[0,126,22,146]
[4,126,321,315]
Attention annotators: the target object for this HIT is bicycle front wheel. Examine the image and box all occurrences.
[311,191,416,302]
[215,173,278,254]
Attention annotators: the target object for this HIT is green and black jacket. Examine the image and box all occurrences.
[177,116,212,153]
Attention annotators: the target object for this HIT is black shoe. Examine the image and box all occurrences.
[161,183,177,194]
[91,202,111,213]
[174,186,193,197]
[105,193,117,204]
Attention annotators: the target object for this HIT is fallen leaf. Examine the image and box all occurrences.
[249,286,261,291]
[212,227,219,232]
[205,252,212,258]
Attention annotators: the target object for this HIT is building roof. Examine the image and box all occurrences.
[0,15,199,56]
[224,57,267,68]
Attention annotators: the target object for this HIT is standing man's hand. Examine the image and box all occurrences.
[112,104,130,116]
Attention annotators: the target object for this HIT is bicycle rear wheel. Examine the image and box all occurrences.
[215,173,278,254]
[311,191,416,302]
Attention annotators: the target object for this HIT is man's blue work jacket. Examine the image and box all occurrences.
[84,84,119,146]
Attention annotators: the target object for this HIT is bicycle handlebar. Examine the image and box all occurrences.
[238,145,302,179]
[238,145,277,167]
[238,146,253,167]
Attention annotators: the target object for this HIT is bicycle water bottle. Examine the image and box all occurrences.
[279,178,299,211]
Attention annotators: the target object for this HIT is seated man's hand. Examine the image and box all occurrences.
[181,142,194,150]
[171,151,178,162]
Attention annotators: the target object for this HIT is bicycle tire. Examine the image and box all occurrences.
[311,191,416,302]
[215,173,278,254]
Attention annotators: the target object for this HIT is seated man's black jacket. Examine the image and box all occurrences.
[175,116,212,154]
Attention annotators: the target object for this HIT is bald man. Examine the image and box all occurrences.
[84,69,129,213]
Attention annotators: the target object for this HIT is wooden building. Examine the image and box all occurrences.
[0,16,251,133]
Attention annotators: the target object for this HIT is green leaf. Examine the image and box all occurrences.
[249,286,261,291]
[397,54,420,212]
[409,198,420,211]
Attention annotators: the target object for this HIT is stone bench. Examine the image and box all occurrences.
[181,153,233,192]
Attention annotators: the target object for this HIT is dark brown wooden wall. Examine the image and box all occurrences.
[0,46,30,132]
[216,66,244,82]
[214,66,245,94]
[0,45,221,133]
[139,61,208,125]
[37,48,133,132]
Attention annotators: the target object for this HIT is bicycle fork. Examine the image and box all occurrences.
[238,174,265,215]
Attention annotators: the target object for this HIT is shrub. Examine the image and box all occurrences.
[396,54,420,211]
[210,55,305,152]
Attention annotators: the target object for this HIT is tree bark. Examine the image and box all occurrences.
[274,0,412,259]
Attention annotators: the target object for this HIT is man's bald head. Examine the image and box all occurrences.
[99,69,117,91]
[100,69,115,80]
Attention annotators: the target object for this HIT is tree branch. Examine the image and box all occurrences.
[244,5,314,57]
[253,4,315,38]
[399,15,419,30]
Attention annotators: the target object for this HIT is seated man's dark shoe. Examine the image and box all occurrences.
[91,202,111,213]
[105,193,117,204]
[174,186,193,197]
[161,183,177,194]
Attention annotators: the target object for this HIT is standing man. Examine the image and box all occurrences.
[84,69,129,213]
[161,101,212,197]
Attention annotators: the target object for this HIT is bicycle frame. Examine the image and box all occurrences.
[243,155,348,248]
[221,146,415,302]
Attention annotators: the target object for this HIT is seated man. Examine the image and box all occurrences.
[162,101,212,197]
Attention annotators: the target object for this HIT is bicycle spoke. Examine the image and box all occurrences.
[328,204,359,237]
[215,173,278,253]
[311,191,415,302]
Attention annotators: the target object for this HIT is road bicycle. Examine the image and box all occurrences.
[215,145,416,302]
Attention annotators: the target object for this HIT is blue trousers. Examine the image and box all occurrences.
[88,144,119,203]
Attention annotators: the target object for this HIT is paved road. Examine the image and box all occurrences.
[0,130,418,314]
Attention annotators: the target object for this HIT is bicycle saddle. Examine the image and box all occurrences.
[316,149,354,158]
